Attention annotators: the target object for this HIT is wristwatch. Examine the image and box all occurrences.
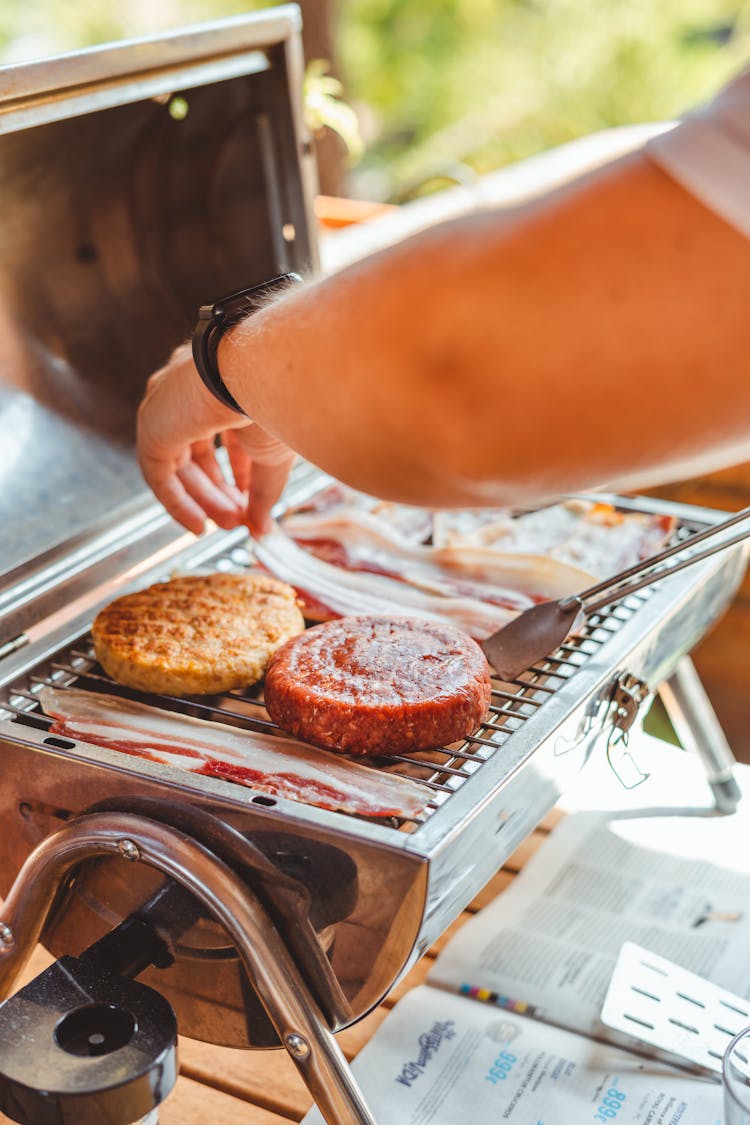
[192,272,302,414]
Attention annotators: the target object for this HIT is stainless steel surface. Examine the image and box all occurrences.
[0,574,430,1049]
[601,941,746,1075]
[0,811,376,1125]
[0,484,746,1050]
[0,816,127,996]
[481,596,583,680]
[0,7,318,590]
[660,656,743,814]
[482,505,750,680]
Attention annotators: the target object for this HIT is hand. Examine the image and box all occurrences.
[136,343,296,536]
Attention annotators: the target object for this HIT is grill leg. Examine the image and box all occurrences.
[658,655,742,814]
[0,812,377,1125]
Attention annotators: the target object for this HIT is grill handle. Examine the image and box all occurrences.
[0,812,377,1125]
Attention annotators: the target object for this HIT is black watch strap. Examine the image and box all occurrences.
[192,272,302,414]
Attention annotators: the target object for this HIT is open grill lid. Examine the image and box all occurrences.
[0,8,318,631]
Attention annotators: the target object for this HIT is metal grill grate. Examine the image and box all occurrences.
[0,500,709,832]
[0,569,654,834]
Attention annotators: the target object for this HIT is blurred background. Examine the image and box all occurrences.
[1,0,749,201]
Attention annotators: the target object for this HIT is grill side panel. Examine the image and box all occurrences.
[0,735,427,1047]
[418,537,748,948]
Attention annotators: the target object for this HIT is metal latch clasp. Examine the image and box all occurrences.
[607,673,651,790]
[611,673,649,734]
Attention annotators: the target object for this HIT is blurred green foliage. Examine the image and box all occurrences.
[304,58,365,162]
[341,0,750,198]
[0,0,748,202]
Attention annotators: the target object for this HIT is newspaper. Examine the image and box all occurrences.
[429,809,750,1036]
[303,985,721,1124]
[302,799,750,1124]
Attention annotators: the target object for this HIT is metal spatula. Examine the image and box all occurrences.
[601,941,750,1074]
[481,504,750,680]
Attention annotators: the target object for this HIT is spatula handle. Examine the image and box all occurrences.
[559,504,750,613]
[581,524,750,615]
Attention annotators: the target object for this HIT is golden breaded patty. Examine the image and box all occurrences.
[92,573,304,696]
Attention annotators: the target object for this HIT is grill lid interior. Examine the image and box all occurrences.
[0,10,316,593]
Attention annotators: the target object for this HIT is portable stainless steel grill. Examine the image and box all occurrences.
[0,11,747,1125]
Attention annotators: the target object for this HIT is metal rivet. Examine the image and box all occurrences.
[0,923,14,946]
[285,1032,310,1059]
[118,839,140,862]
[282,222,296,242]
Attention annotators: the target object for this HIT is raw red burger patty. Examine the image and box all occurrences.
[263,615,491,756]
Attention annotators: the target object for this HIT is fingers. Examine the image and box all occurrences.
[191,439,228,490]
[246,451,297,535]
[142,444,293,537]
[221,429,253,494]
[140,440,247,535]
[191,439,247,506]
[229,424,297,534]
[139,452,210,536]
[137,343,251,534]
[180,459,251,530]
[141,453,246,534]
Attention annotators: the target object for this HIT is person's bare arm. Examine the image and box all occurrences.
[137,148,750,531]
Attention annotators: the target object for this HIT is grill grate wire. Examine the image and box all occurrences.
[0,519,702,832]
[0,596,651,832]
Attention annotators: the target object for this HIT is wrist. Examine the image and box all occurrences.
[191,359,246,428]
[192,273,302,416]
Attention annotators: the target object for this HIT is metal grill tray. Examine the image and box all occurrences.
[0,470,746,1045]
[0,563,668,833]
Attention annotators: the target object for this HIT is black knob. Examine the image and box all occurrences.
[0,954,177,1125]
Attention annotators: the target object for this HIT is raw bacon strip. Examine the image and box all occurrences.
[38,686,432,819]
[280,495,675,620]
[281,509,598,607]
[253,522,520,640]
[284,505,424,554]
[287,492,675,583]
[287,483,433,544]
[433,500,677,575]
[430,546,596,601]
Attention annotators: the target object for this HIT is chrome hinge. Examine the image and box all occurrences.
[0,633,30,662]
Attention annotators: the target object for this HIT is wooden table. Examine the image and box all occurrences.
[0,812,561,1124]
